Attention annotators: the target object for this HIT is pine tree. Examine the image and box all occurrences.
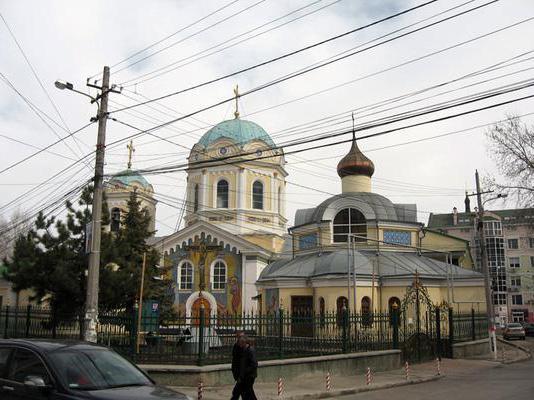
[99,190,173,317]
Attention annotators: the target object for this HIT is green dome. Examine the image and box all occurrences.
[109,169,151,189]
[198,119,275,148]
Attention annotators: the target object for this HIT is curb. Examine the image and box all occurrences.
[265,375,443,400]
[497,338,532,364]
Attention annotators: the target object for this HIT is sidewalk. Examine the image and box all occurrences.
[170,360,443,400]
[466,338,532,364]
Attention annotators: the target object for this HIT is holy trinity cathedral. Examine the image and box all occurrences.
[105,94,487,319]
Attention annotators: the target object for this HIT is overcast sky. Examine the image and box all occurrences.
[1,0,533,237]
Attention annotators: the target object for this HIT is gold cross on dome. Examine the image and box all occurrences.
[233,85,240,119]
[127,140,135,169]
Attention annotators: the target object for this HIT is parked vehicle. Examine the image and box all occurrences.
[503,323,526,340]
[520,322,534,337]
[0,339,191,400]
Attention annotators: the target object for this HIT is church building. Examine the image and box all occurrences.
[256,131,487,317]
[154,95,287,318]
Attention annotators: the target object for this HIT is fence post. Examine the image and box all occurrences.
[392,305,399,350]
[130,306,137,358]
[278,308,284,359]
[435,307,441,359]
[448,308,454,358]
[3,306,9,339]
[471,308,476,341]
[198,305,205,366]
[25,305,32,338]
[342,306,348,353]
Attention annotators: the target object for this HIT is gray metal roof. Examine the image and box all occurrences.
[294,193,417,227]
[259,250,481,281]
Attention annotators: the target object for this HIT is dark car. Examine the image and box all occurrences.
[520,322,534,337]
[0,339,191,400]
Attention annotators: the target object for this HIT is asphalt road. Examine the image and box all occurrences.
[338,338,534,400]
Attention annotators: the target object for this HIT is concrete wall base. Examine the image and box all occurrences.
[142,350,402,387]
[452,339,490,358]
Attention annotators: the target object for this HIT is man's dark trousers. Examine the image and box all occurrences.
[231,378,257,400]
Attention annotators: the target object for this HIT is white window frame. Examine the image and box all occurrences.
[211,259,227,291]
[507,238,519,249]
[509,257,520,269]
[251,179,265,210]
[178,260,194,291]
[216,178,230,209]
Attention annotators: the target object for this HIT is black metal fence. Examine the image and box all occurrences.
[0,305,488,365]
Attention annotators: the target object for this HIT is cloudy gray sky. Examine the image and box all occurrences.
[1,0,533,237]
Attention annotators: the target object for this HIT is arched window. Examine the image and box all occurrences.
[336,296,348,326]
[333,208,367,243]
[361,296,372,327]
[178,261,193,290]
[211,260,227,290]
[252,181,263,210]
[217,179,229,208]
[111,208,121,232]
[388,296,401,325]
[319,297,326,327]
[193,184,199,212]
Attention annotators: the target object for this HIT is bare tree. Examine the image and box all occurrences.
[485,114,534,207]
[0,210,31,261]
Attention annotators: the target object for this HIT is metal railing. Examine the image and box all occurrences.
[0,305,488,365]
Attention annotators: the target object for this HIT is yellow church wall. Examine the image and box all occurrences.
[207,172,237,209]
[278,287,313,310]
[314,286,375,313]
[241,234,285,253]
[245,173,273,212]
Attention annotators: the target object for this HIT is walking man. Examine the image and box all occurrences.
[231,335,258,400]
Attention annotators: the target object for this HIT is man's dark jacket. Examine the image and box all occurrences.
[231,342,241,380]
[239,345,258,382]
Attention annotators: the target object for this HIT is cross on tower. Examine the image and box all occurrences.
[183,239,224,293]
[233,85,240,119]
[127,140,135,169]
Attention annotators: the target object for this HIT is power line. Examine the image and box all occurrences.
[118,0,341,85]
[108,78,534,176]
[0,132,77,162]
[131,49,534,150]
[0,121,95,175]
[94,0,242,77]
[111,0,268,76]
[110,0,445,112]
[0,12,87,157]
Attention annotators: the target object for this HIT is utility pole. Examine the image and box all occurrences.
[475,170,498,359]
[84,66,110,343]
[136,252,147,354]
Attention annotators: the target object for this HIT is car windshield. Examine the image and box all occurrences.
[507,323,522,328]
[48,348,151,390]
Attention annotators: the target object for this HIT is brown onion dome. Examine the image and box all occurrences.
[337,137,375,178]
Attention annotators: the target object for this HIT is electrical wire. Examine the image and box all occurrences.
[110,0,445,111]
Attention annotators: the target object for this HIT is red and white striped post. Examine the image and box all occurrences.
[197,379,203,400]
[436,358,441,376]
[325,371,331,391]
[278,377,284,397]
[404,361,410,381]
[366,367,372,385]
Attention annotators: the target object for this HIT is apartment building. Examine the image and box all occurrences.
[428,199,534,325]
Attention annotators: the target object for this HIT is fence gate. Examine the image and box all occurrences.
[400,274,439,363]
